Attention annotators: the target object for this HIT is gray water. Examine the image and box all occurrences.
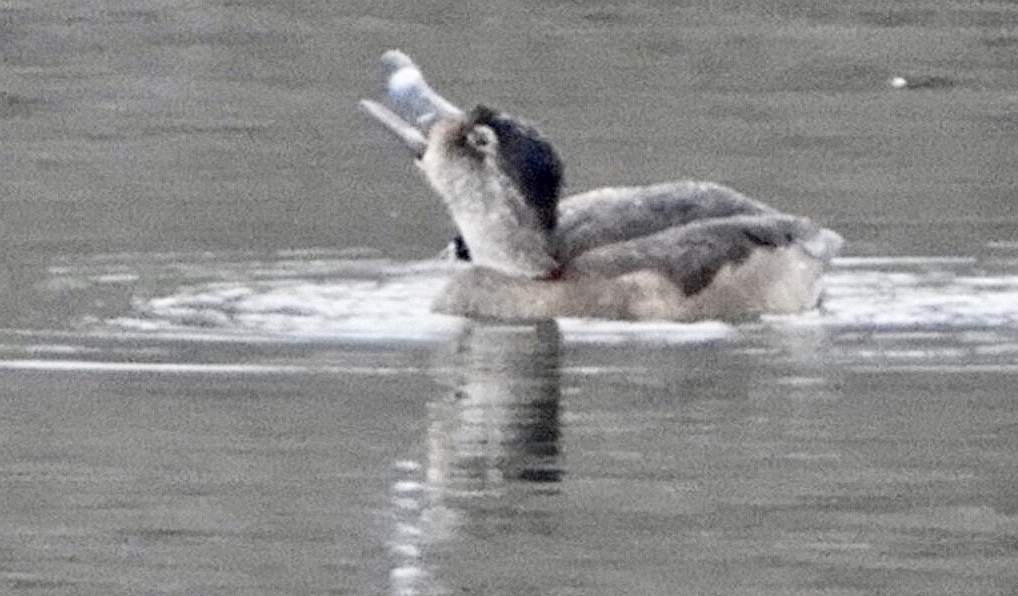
[2,2,1018,595]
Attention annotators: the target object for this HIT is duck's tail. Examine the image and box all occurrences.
[799,227,844,263]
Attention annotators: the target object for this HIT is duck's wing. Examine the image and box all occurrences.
[554,181,778,261]
[564,214,843,296]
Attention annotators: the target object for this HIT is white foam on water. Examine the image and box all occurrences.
[69,253,1018,345]
[820,262,1018,329]
[111,259,466,344]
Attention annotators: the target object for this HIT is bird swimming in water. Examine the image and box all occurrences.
[360,51,843,322]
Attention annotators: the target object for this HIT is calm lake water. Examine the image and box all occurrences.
[2,2,1018,595]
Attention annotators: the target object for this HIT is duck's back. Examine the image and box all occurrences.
[554,181,776,261]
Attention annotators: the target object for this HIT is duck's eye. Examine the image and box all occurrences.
[467,125,497,153]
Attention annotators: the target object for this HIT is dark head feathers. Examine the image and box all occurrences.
[469,105,563,231]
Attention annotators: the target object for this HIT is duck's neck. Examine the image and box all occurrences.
[423,154,560,279]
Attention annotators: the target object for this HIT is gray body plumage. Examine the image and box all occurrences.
[564,213,819,294]
[554,181,776,261]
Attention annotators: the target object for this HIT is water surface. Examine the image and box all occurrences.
[1,2,1017,595]
[2,250,1018,594]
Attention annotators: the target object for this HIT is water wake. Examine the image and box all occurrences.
[92,253,1018,344]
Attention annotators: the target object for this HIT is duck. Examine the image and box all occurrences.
[360,51,843,322]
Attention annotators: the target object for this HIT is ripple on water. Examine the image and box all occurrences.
[25,253,1018,345]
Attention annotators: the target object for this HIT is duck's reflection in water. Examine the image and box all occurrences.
[429,319,563,492]
[390,320,564,595]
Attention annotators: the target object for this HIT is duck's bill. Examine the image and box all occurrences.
[359,50,464,158]
[358,99,429,156]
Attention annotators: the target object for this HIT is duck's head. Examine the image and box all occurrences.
[361,52,564,278]
[421,105,563,235]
